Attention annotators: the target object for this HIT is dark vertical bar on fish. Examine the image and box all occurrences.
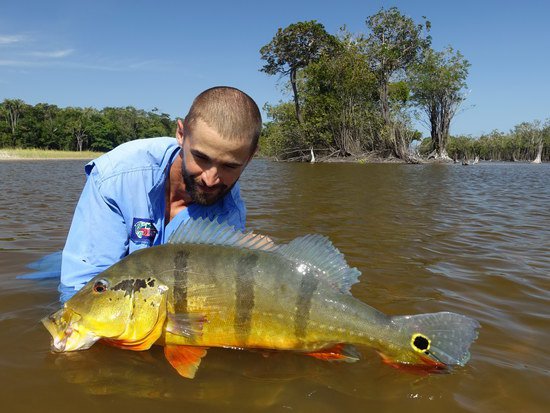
[294,268,320,343]
[234,252,258,345]
[173,249,190,314]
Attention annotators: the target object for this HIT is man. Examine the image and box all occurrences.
[60,86,261,300]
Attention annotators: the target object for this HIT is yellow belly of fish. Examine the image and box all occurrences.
[161,306,346,353]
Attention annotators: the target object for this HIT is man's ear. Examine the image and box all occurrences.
[176,119,185,145]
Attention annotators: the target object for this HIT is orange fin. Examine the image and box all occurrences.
[164,345,208,379]
[305,344,361,363]
[378,352,448,375]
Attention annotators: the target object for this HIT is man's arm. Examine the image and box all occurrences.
[60,167,129,292]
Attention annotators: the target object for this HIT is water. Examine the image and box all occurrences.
[0,159,549,412]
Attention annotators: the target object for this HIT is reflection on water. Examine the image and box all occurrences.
[0,159,549,412]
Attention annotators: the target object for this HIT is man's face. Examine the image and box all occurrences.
[177,119,254,206]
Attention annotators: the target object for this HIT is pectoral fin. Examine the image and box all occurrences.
[166,313,207,338]
[164,345,209,379]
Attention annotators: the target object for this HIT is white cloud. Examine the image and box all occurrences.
[0,59,32,66]
[0,34,28,45]
[0,58,166,72]
[29,49,75,58]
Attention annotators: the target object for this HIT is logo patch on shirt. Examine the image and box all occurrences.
[131,218,158,245]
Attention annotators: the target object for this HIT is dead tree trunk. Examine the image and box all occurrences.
[532,140,543,164]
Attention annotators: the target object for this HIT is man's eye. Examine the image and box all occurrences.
[194,153,208,161]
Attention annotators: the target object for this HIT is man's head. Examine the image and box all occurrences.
[176,86,261,205]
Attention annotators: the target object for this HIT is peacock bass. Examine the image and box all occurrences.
[43,218,480,378]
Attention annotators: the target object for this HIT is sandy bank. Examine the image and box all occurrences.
[0,149,97,161]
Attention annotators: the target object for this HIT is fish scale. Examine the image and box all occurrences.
[155,243,388,351]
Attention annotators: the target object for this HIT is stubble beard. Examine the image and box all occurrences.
[181,157,233,206]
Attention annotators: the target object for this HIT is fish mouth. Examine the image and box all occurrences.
[42,308,100,352]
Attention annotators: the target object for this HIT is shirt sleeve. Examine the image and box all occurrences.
[60,166,129,292]
[223,184,247,231]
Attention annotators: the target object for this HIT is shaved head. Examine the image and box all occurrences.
[184,86,262,152]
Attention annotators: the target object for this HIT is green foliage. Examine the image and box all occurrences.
[260,30,389,159]
[409,47,470,157]
[0,99,29,147]
[259,12,427,160]
[410,47,469,105]
[0,100,176,151]
[362,7,431,159]
[260,20,338,77]
[259,102,303,158]
[388,81,410,105]
[420,120,549,162]
[258,10,548,164]
[301,34,383,154]
[260,20,339,124]
[364,7,431,82]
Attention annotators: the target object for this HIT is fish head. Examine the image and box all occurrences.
[42,306,98,352]
[43,270,169,352]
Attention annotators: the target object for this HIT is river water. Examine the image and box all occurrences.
[0,159,548,412]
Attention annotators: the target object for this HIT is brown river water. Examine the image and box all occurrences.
[0,159,548,412]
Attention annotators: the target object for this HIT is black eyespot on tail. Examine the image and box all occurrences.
[412,334,430,352]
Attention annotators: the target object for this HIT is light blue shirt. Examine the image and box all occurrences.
[60,137,246,298]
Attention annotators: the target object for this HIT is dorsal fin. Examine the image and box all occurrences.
[168,217,278,252]
[276,235,361,294]
[168,218,361,294]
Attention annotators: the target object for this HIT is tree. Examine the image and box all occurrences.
[409,47,470,159]
[260,102,303,159]
[260,20,337,124]
[62,107,95,151]
[363,7,430,160]
[535,119,550,164]
[513,120,546,163]
[2,99,27,146]
[302,31,380,156]
[32,103,61,149]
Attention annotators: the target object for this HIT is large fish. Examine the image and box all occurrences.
[43,218,480,378]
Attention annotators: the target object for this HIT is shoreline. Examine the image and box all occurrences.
[2,150,545,164]
[0,156,95,161]
[0,149,99,161]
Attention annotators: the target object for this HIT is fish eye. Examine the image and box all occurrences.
[93,279,109,293]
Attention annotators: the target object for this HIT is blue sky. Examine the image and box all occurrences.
[1,0,548,137]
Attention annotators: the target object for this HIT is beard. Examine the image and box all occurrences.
[181,157,234,206]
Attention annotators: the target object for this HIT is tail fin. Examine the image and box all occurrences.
[391,312,480,366]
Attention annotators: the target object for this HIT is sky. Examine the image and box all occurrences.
[1,0,549,137]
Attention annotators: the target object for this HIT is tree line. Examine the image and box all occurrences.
[433,120,550,163]
[259,7,547,163]
[0,99,176,152]
[1,7,546,163]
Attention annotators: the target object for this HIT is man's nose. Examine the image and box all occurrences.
[202,166,220,187]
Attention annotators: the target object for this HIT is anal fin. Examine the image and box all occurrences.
[164,345,209,379]
[378,351,448,375]
[305,344,361,363]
